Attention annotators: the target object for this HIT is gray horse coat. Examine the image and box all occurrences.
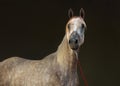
[0,8,86,86]
[0,35,79,86]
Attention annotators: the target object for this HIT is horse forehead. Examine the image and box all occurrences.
[69,17,84,24]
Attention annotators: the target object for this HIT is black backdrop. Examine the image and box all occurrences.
[0,0,120,86]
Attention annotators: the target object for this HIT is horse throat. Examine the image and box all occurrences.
[57,35,78,71]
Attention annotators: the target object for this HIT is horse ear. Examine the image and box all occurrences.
[80,8,85,19]
[68,8,74,18]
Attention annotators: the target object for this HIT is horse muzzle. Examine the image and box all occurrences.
[69,31,80,50]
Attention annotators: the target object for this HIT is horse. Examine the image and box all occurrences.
[0,8,87,86]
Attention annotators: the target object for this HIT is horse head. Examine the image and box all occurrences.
[66,8,87,51]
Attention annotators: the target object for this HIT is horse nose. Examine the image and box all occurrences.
[69,38,78,45]
[69,32,79,50]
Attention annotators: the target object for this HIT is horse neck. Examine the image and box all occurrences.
[56,34,78,71]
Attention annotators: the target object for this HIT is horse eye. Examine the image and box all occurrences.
[68,24,71,30]
[81,28,85,33]
[81,24,85,29]
[81,24,85,33]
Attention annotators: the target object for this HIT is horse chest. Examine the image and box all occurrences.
[56,70,78,86]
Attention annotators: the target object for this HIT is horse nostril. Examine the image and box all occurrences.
[75,39,78,44]
[69,39,78,44]
[69,40,71,44]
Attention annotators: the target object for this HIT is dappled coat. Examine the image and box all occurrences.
[0,35,79,86]
[0,8,87,86]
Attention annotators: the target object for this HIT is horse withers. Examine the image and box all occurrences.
[0,8,87,86]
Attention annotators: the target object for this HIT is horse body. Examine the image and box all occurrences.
[0,8,86,86]
[0,35,79,86]
[0,54,56,86]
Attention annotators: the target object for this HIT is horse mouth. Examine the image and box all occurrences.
[70,44,79,51]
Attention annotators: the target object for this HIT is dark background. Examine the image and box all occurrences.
[0,0,120,86]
